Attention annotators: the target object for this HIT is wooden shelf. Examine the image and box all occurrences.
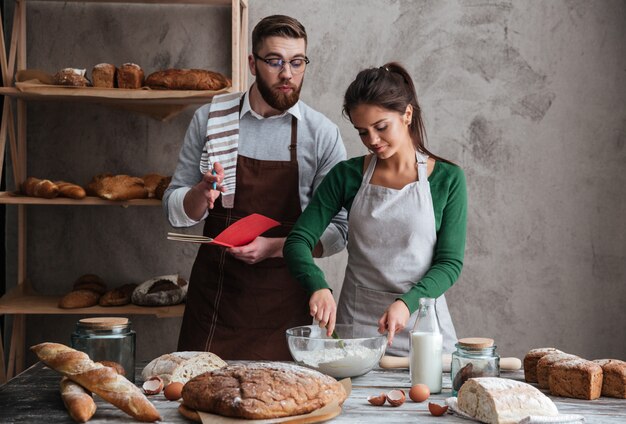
[0,285,184,318]
[31,0,234,4]
[0,192,162,206]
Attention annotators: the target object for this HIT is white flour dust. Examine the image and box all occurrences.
[295,345,381,378]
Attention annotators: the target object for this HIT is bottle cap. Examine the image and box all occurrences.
[458,337,494,348]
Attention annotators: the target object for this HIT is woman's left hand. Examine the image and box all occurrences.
[378,300,410,346]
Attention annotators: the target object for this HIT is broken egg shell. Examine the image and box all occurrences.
[428,402,449,416]
[386,389,406,407]
[142,376,163,395]
[367,393,387,406]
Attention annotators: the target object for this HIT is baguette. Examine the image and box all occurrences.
[60,377,97,423]
[55,180,87,199]
[31,342,160,422]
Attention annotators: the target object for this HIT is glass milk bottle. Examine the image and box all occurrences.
[409,298,443,393]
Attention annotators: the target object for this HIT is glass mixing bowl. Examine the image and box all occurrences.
[286,324,387,379]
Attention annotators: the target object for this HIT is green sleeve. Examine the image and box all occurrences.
[284,157,364,294]
[399,163,468,313]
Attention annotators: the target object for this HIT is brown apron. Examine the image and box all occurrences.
[177,115,311,360]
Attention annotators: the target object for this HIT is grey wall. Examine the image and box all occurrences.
[4,0,625,367]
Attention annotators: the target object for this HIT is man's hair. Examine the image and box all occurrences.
[252,15,307,54]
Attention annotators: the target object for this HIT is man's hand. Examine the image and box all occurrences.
[309,288,336,337]
[183,162,225,220]
[227,236,284,264]
[378,300,410,346]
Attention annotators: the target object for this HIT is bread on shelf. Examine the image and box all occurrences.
[117,63,144,89]
[53,68,90,87]
[91,63,116,88]
[86,174,148,201]
[145,68,231,91]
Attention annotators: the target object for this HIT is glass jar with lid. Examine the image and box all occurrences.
[71,317,136,382]
[450,337,500,396]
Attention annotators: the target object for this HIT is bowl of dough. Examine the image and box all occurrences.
[286,324,387,379]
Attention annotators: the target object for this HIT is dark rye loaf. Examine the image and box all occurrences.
[181,363,347,419]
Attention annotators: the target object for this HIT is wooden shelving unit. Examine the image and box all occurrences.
[0,0,249,383]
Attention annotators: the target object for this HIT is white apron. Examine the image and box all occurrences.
[336,151,457,356]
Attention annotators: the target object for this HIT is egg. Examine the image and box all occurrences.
[408,383,430,402]
[163,382,184,401]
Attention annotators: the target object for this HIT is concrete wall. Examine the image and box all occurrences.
[4,0,625,367]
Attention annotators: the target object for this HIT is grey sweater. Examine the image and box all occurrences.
[162,93,348,256]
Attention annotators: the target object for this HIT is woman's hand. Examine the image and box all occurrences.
[227,237,284,264]
[378,300,410,346]
[183,162,225,220]
[310,289,336,337]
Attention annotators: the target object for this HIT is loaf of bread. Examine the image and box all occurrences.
[457,377,559,424]
[523,348,562,383]
[181,362,347,419]
[536,352,579,389]
[142,173,167,199]
[154,176,171,200]
[55,181,87,199]
[594,359,626,398]
[53,68,90,87]
[99,283,137,307]
[86,174,148,201]
[31,343,160,422]
[58,289,101,309]
[21,177,59,198]
[92,63,116,88]
[142,351,227,386]
[72,274,107,294]
[548,358,603,400]
[132,274,188,306]
[60,376,97,423]
[145,69,231,91]
[117,63,144,89]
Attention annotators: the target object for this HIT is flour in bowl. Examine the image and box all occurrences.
[295,345,382,378]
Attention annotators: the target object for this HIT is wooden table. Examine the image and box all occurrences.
[0,362,624,423]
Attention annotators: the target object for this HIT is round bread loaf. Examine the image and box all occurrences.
[58,289,101,309]
[181,363,347,419]
[132,274,188,306]
[99,283,138,306]
[73,274,107,295]
[142,351,226,385]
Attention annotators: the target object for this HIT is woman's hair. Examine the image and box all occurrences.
[343,62,451,163]
[252,15,307,54]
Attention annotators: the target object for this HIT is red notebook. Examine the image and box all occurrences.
[167,213,281,248]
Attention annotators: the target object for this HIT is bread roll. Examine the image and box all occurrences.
[31,343,160,422]
[60,377,97,423]
[21,177,59,199]
[117,63,144,89]
[72,274,107,294]
[145,69,231,91]
[142,173,167,199]
[92,63,116,88]
[55,181,87,199]
[594,359,626,398]
[181,363,347,419]
[457,377,559,424]
[53,68,90,87]
[99,283,137,307]
[58,289,101,309]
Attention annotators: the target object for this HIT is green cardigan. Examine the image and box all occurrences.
[284,155,467,314]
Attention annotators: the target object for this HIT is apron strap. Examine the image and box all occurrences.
[288,116,298,162]
[416,151,429,183]
[362,154,378,184]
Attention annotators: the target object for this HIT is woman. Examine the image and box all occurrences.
[284,62,467,355]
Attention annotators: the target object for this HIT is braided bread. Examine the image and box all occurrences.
[31,342,160,422]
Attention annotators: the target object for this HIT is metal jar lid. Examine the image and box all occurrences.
[457,337,495,349]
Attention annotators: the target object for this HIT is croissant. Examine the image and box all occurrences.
[31,343,160,422]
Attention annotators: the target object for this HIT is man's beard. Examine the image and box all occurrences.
[256,72,302,111]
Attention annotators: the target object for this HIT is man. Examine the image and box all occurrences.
[163,15,348,360]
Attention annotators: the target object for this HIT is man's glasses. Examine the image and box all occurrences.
[253,53,310,75]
